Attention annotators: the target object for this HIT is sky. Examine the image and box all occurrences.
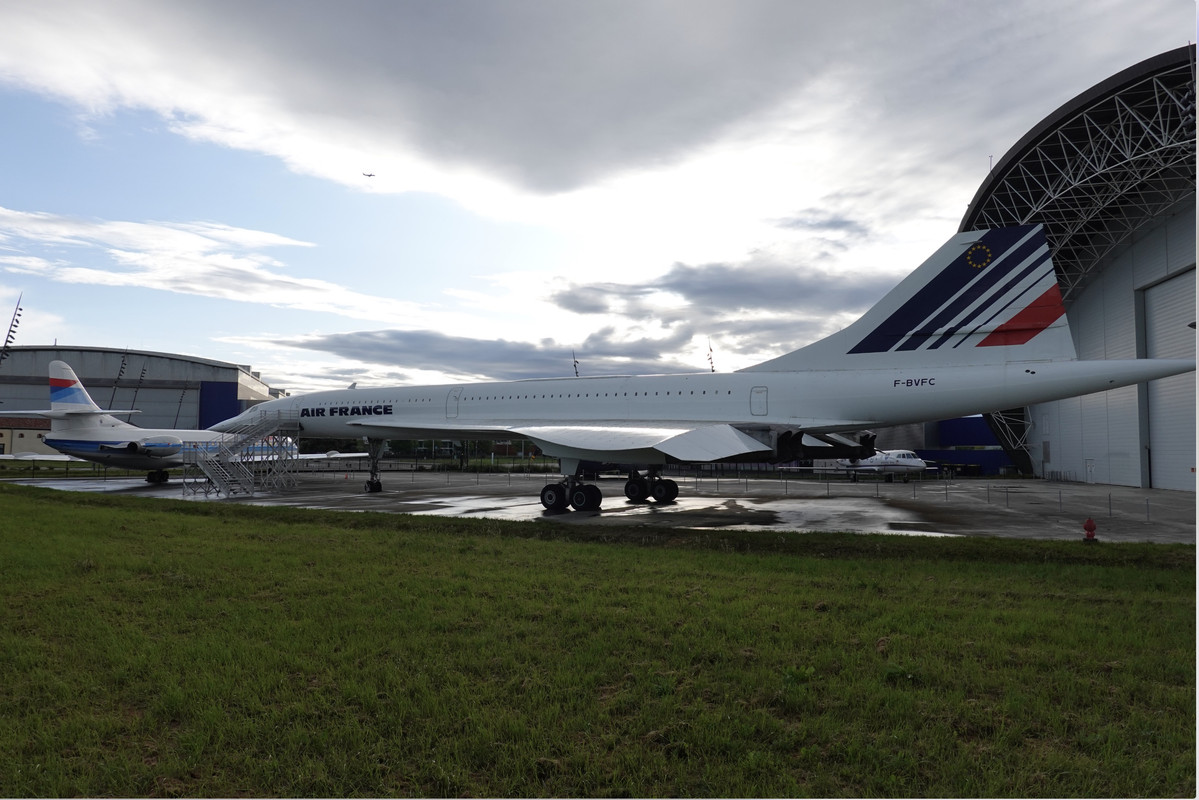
[0,0,1191,394]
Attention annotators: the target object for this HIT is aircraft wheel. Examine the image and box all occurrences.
[651,479,678,503]
[364,478,383,493]
[540,483,569,510]
[570,484,602,511]
[624,478,650,502]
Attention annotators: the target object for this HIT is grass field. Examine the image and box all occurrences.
[0,482,1193,797]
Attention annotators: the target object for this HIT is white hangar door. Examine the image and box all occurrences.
[1145,269,1195,491]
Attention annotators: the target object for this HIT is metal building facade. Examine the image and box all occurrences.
[0,346,274,430]
[959,45,1195,490]
[1028,206,1195,488]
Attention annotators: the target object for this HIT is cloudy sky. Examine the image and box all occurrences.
[0,1,1189,393]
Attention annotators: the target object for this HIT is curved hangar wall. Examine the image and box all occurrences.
[0,346,274,430]
[961,45,1195,490]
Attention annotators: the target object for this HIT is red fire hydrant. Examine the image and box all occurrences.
[1083,517,1097,543]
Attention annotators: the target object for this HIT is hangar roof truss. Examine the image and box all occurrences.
[961,46,1196,302]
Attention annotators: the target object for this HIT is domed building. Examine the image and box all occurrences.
[959,45,1195,491]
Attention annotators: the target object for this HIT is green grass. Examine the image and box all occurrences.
[0,483,1192,797]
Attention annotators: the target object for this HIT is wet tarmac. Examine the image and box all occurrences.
[11,469,1195,544]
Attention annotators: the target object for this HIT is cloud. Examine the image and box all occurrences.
[0,207,426,321]
[0,0,1176,202]
[269,327,702,382]
[551,255,896,321]
[0,0,1184,391]
[774,210,871,238]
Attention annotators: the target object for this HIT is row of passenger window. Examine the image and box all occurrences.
[463,390,735,401]
[309,389,738,405]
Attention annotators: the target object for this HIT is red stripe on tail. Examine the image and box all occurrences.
[977,284,1065,347]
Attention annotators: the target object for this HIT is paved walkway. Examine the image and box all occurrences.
[14,471,1195,544]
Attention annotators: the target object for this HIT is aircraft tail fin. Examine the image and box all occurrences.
[42,361,139,425]
[0,361,138,427]
[49,360,105,413]
[742,225,1075,371]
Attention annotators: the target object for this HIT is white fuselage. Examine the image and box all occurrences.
[830,450,928,474]
[46,415,232,470]
[223,358,1190,462]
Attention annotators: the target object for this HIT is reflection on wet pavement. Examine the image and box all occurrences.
[11,471,1193,542]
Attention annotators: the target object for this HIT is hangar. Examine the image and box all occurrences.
[877,47,1196,489]
[959,45,1195,491]
[0,346,275,457]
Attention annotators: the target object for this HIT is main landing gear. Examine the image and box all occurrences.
[539,480,601,511]
[363,437,385,493]
[539,468,679,511]
[145,469,170,484]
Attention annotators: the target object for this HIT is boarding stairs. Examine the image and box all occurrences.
[181,410,301,497]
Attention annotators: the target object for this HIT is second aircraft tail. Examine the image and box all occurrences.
[49,360,107,414]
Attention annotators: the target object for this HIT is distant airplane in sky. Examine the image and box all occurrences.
[214,225,1194,511]
[362,172,375,177]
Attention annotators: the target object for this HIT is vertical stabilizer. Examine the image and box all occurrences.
[49,360,104,413]
[742,225,1076,371]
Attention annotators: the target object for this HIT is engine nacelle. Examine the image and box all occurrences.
[100,435,183,458]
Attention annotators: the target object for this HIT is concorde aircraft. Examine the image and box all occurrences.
[213,225,1195,511]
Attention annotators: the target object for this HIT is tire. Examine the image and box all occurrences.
[540,483,569,510]
[624,478,649,502]
[569,485,592,511]
[651,479,679,503]
[584,483,603,510]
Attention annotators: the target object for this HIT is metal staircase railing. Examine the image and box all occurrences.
[181,410,301,497]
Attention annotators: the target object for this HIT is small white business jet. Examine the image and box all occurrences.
[214,224,1194,511]
[822,449,931,482]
